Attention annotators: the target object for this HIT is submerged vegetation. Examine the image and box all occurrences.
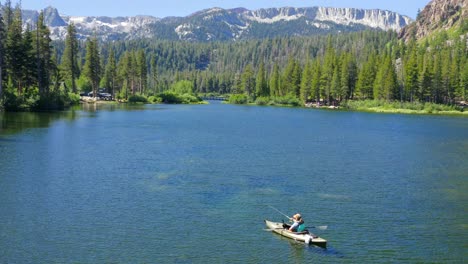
[0,2,466,114]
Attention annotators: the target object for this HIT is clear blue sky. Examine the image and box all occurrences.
[15,0,430,19]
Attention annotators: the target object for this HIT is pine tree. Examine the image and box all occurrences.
[448,46,460,103]
[404,43,419,102]
[340,54,350,101]
[128,51,137,95]
[255,62,268,97]
[341,53,357,100]
[149,53,159,94]
[383,56,398,101]
[23,26,36,91]
[231,72,241,94]
[2,0,13,30]
[292,62,302,98]
[50,49,61,93]
[282,57,297,96]
[83,37,101,97]
[310,59,322,103]
[460,59,468,101]
[418,52,433,102]
[355,54,377,100]
[136,49,147,94]
[373,64,384,100]
[300,60,312,103]
[374,54,397,101]
[432,52,443,103]
[330,61,341,102]
[0,5,5,98]
[35,11,53,95]
[321,39,336,104]
[103,45,117,97]
[5,4,25,94]
[441,48,452,104]
[241,64,255,97]
[269,63,280,97]
[117,51,132,98]
[61,23,80,93]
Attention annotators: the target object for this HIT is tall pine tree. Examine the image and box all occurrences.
[83,37,101,98]
[255,62,268,97]
[241,64,255,97]
[5,4,25,94]
[136,49,147,94]
[269,63,280,97]
[300,60,313,103]
[103,45,117,97]
[61,22,80,93]
[35,11,53,95]
[0,4,5,98]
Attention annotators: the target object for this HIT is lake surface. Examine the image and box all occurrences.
[0,102,467,263]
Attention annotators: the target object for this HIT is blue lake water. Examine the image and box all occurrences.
[0,102,467,263]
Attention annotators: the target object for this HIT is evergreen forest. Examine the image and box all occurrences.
[0,2,467,112]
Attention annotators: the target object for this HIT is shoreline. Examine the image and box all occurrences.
[21,96,461,117]
[340,106,467,116]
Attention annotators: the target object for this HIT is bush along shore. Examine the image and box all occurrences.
[227,94,467,115]
[341,100,467,115]
[79,92,206,105]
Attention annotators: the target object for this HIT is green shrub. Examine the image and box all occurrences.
[255,96,270,105]
[158,92,202,104]
[271,95,301,106]
[148,95,163,104]
[228,94,248,104]
[159,92,183,104]
[180,93,202,104]
[68,93,81,105]
[128,94,148,103]
[170,80,194,94]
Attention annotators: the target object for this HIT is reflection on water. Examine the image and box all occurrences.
[0,110,79,135]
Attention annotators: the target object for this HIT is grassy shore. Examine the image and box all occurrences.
[342,100,467,116]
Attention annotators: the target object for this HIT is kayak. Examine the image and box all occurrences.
[264,219,327,248]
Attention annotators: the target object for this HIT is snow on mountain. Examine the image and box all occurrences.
[21,6,412,41]
[243,7,306,23]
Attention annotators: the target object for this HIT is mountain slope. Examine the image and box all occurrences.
[399,0,468,40]
[21,6,412,41]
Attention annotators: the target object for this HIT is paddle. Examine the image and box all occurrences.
[265,226,327,231]
[306,225,328,231]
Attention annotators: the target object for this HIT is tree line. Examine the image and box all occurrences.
[0,2,467,110]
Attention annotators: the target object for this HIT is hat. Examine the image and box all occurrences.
[293,213,302,220]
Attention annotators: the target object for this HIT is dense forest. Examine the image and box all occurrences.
[0,1,467,111]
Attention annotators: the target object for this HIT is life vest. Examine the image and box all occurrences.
[297,223,306,232]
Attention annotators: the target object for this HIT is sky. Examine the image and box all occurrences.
[14,0,431,19]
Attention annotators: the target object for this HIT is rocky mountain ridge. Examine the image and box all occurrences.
[399,0,468,40]
[19,6,413,41]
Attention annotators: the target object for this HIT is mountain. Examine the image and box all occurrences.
[399,0,468,40]
[21,6,412,41]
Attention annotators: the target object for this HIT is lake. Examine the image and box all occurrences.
[0,102,467,263]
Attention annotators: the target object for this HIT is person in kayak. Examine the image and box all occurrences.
[289,213,305,232]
